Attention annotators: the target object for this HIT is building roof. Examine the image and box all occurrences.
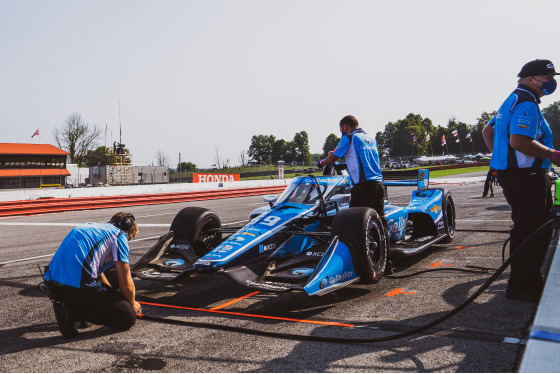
[0,169,71,178]
[0,143,69,156]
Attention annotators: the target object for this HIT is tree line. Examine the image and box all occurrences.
[53,102,560,169]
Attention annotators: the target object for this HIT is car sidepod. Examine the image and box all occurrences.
[389,188,451,256]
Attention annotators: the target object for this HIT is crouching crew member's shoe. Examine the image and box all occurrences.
[52,301,78,338]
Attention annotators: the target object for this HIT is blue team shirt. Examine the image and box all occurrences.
[333,128,383,184]
[490,85,553,170]
[46,222,130,288]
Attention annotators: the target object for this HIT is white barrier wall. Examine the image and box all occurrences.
[0,179,290,202]
[0,175,486,203]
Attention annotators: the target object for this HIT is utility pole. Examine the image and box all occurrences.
[179,152,182,183]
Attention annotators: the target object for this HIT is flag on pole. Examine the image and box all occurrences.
[31,129,39,138]
[451,129,458,137]
[411,132,416,143]
[441,134,446,145]
[456,138,460,143]
[466,132,472,142]
[425,132,430,141]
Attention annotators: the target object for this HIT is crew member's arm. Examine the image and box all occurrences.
[115,261,141,313]
[99,272,111,287]
[318,153,339,167]
[510,134,560,165]
[482,124,494,152]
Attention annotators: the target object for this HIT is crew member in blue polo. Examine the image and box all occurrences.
[43,212,141,338]
[318,115,385,225]
[482,59,560,303]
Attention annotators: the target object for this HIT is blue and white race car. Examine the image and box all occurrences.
[132,168,455,296]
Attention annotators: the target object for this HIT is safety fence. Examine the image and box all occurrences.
[0,185,286,217]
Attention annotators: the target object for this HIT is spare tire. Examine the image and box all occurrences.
[331,207,388,284]
[170,207,222,256]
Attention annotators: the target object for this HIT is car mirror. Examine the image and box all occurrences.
[263,195,277,203]
[329,194,351,203]
[263,195,277,207]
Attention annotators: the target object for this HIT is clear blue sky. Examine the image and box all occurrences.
[2,0,560,168]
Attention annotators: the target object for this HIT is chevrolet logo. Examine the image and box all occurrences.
[430,205,441,214]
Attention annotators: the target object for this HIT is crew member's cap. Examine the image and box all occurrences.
[518,59,560,78]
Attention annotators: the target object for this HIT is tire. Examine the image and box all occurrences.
[331,207,388,284]
[170,207,222,256]
[440,190,456,243]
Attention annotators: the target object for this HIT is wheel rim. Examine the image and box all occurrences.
[366,219,382,264]
[195,220,221,255]
[446,202,455,237]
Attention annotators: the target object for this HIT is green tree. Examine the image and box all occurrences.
[272,139,289,163]
[290,131,311,163]
[543,101,560,150]
[446,117,470,156]
[322,133,339,158]
[383,113,431,157]
[177,162,197,172]
[248,135,276,164]
[83,146,114,167]
[473,111,497,153]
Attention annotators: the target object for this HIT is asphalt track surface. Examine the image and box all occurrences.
[0,175,551,372]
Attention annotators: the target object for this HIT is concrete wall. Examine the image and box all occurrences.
[0,178,290,202]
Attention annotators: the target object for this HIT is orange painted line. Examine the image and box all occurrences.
[210,291,261,310]
[455,246,474,250]
[385,288,416,297]
[429,261,452,268]
[138,301,354,327]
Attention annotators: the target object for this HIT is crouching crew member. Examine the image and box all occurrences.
[43,212,141,338]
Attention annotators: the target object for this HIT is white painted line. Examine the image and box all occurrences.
[0,221,246,227]
[0,222,82,227]
[0,253,54,265]
[0,220,248,266]
[130,235,161,242]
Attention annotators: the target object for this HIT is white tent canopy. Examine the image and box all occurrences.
[417,155,458,164]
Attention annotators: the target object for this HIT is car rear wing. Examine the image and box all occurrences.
[383,169,429,189]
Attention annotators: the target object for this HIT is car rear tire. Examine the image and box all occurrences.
[331,207,388,284]
[440,190,456,243]
[170,207,222,256]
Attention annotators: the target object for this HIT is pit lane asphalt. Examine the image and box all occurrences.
[0,175,549,372]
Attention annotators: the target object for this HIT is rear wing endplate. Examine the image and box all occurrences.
[383,169,429,189]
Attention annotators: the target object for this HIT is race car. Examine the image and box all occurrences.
[131,168,455,296]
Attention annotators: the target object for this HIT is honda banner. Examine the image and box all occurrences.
[193,173,240,183]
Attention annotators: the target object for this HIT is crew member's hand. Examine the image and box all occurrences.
[133,301,142,314]
[551,151,560,166]
[317,159,323,168]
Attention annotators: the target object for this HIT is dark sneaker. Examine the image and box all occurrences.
[505,287,540,304]
[77,320,91,329]
[52,302,78,338]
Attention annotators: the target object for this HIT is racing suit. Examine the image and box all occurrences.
[45,222,137,330]
[489,84,553,299]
